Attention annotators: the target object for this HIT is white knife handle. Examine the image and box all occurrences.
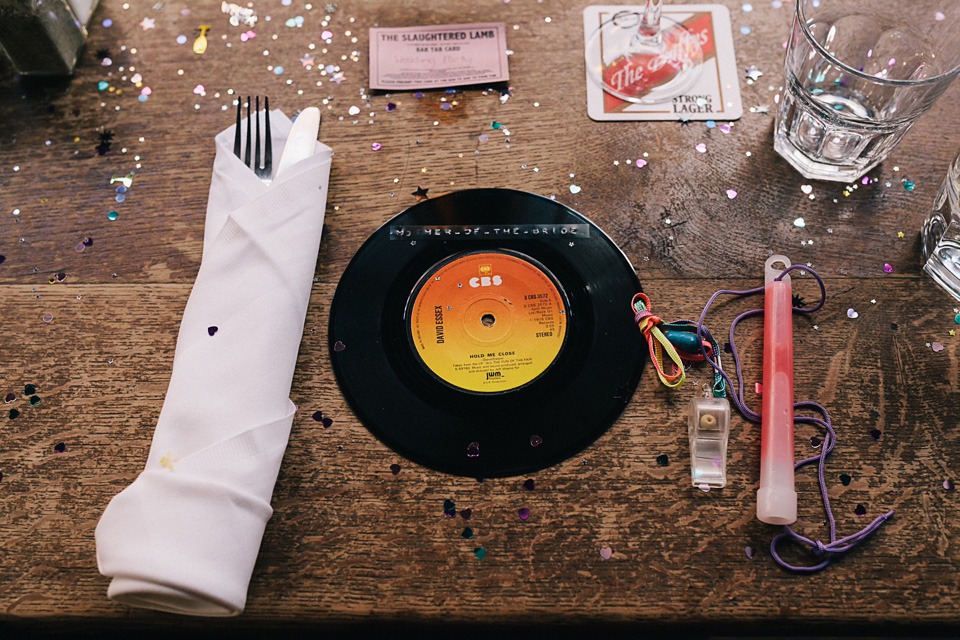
[274,107,321,179]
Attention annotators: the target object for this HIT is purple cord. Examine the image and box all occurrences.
[693,265,894,571]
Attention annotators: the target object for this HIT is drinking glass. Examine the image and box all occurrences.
[921,150,960,300]
[584,0,703,104]
[774,0,960,182]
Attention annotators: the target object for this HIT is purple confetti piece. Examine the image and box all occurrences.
[466,441,480,457]
[932,342,944,352]
[460,508,472,520]
[389,463,401,475]
[207,326,218,336]
[321,417,333,429]
[529,435,542,447]
[854,503,867,516]
[386,102,397,111]
[333,340,346,352]
[883,263,893,273]
[518,507,530,520]
[599,547,612,560]
[745,546,756,559]
[312,410,324,421]
[870,429,882,441]
[0,255,5,265]
[440,103,452,111]
[810,436,822,448]
[413,91,424,99]
[371,142,382,151]
[726,189,738,199]
[522,478,535,490]
[944,478,955,491]
[54,442,66,453]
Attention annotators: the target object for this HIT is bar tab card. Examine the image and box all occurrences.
[369,23,509,91]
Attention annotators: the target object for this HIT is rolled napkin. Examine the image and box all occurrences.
[96,110,332,617]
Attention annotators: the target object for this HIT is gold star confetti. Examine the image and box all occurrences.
[897,231,905,238]
[950,330,956,336]
[160,450,179,470]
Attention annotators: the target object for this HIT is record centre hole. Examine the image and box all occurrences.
[481,313,496,327]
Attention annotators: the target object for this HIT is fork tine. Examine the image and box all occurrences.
[233,100,242,158]
[244,96,252,168]
[254,96,262,174]
[262,97,272,179]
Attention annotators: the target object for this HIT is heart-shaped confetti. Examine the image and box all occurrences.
[800,184,813,194]
[883,263,893,273]
[793,217,806,228]
[932,342,944,352]
[240,30,257,41]
[389,463,401,475]
[460,508,472,519]
[131,73,142,83]
[636,158,648,168]
[847,308,859,319]
[870,429,882,441]
[839,473,852,486]
[466,441,480,457]
[726,189,738,199]
[854,504,867,516]
[348,105,360,116]
[140,87,152,96]
[599,547,612,560]
[193,84,205,95]
[333,340,346,352]
[530,435,542,446]
[207,326,218,336]
[936,11,946,21]
[321,30,333,39]
[569,184,581,194]
[54,442,66,453]
[522,478,535,491]
[656,454,669,466]
[518,507,530,520]
[695,143,707,153]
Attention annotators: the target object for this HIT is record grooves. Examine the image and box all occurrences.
[329,189,646,477]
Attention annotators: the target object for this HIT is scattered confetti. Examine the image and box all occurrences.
[390,463,401,475]
[8,408,20,419]
[386,102,397,111]
[473,547,486,559]
[466,442,480,457]
[932,342,944,352]
[518,507,530,520]
[793,217,806,228]
[530,435,542,447]
[745,546,756,559]
[522,478,535,490]
[4,393,14,403]
[207,326,218,336]
[193,25,211,55]
[348,105,360,116]
[54,442,66,453]
[460,508,472,520]
[847,308,859,319]
[411,186,429,200]
[371,142,382,151]
[903,180,915,191]
[936,11,946,21]
[333,340,346,352]
[139,17,156,30]
[636,159,648,168]
[854,504,867,516]
[698,483,711,492]
[569,184,581,194]
[800,184,813,195]
[695,143,707,153]
[726,189,738,199]
[29,395,40,406]
[745,65,762,82]
[944,478,955,491]
[840,473,852,486]
[311,410,324,421]
[810,436,821,448]
[461,527,474,539]
[883,263,893,273]
[599,547,613,559]
[870,429,882,441]
[443,499,456,517]
[656,454,669,466]
[41,313,54,323]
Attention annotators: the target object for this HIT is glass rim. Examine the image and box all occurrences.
[796,0,960,87]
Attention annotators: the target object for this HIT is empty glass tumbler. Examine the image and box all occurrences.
[774,0,960,182]
[921,151,960,301]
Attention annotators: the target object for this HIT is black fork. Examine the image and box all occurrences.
[233,96,272,180]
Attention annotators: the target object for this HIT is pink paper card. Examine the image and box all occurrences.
[369,23,509,91]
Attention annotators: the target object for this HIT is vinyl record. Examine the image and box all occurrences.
[328,189,645,477]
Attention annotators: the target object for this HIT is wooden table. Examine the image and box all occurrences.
[2,0,959,634]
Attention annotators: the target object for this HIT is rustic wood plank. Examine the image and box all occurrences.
[0,276,957,627]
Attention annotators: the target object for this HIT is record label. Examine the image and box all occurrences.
[408,251,567,393]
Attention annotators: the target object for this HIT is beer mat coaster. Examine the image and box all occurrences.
[583,4,743,121]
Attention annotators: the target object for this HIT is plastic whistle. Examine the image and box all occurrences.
[757,255,797,525]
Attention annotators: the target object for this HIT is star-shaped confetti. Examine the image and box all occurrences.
[745,65,763,82]
[300,53,315,67]
[897,231,905,238]
[411,186,429,200]
[950,329,956,336]
[96,129,115,155]
[139,17,156,30]
[749,104,771,114]
[331,71,345,84]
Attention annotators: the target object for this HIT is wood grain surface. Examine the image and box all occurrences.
[1,0,959,634]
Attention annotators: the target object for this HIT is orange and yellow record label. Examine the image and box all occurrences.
[408,251,567,393]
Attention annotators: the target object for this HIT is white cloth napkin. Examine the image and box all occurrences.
[95,110,332,617]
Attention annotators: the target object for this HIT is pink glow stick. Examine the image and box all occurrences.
[757,255,797,525]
